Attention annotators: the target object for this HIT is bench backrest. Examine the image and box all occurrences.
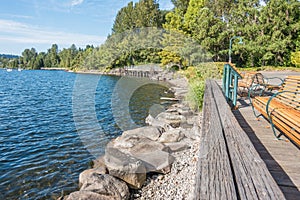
[239,72,265,88]
[276,76,300,111]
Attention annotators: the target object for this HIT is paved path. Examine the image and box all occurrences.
[233,71,300,199]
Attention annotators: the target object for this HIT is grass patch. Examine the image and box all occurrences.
[183,62,223,111]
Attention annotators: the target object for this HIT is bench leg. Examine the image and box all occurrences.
[248,95,262,118]
[269,116,285,140]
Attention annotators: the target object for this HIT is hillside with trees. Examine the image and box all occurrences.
[1,0,299,70]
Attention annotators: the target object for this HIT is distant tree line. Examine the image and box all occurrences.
[1,0,299,70]
[0,44,95,70]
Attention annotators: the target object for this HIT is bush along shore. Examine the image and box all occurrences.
[59,72,202,200]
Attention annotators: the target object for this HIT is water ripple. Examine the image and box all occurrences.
[0,69,173,199]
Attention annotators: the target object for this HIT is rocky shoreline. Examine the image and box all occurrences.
[59,72,201,200]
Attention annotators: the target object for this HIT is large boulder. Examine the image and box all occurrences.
[79,174,130,200]
[65,191,112,200]
[184,125,200,141]
[155,112,187,128]
[158,128,185,143]
[133,150,174,174]
[107,135,174,174]
[92,156,107,169]
[110,134,170,153]
[164,138,193,153]
[104,147,146,189]
[79,167,107,188]
[122,126,161,141]
[145,114,171,131]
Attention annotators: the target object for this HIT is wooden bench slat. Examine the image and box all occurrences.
[271,110,300,133]
[270,116,300,146]
[252,76,300,146]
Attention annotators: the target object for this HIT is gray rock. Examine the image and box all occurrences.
[158,129,185,143]
[122,126,161,141]
[111,134,170,153]
[133,150,175,174]
[145,114,171,131]
[80,174,130,200]
[155,112,187,128]
[92,156,107,169]
[164,141,190,152]
[66,191,112,200]
[79,167,107,187]
[104,147,146,189]
[184,125,200,140]
[108,135,174,174]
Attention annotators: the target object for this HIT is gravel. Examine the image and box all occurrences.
[129,75,202,200]
[130,115,202,200]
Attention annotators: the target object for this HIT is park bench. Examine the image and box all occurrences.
[237,70,283,97]
[238,72,265,96]
[223,64,283,104]
[194,79,284,199]
[251,76,300,147]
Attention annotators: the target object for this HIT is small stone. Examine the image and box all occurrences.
[133,193,140,198]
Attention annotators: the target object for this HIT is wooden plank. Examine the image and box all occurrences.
[211,80,285,200]
[194,80,237,200]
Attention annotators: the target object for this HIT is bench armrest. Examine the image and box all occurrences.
[264,77,284,87]
[266,90,300,138]
[248,83,267,99]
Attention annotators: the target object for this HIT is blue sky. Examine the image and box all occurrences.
[0,0,173,55]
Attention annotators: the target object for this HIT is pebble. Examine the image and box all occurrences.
[130,131,201,200]
[129,76,202,200]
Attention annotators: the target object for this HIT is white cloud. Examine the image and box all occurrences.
[0,19,105,53]
[71,0,84,6]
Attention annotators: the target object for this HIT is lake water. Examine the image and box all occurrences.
[0,69,173,199]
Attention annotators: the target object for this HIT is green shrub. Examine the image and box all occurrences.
[187,79,205,111]
[184,62,222,111]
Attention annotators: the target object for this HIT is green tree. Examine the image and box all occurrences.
[112,0,163,34]
[163,0,190,32]
[259,0,300,66]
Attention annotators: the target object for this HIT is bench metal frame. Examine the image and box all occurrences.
[266,90,300,139]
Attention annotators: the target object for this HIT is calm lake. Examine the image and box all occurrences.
[0,69,173,199]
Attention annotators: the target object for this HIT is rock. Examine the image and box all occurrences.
[80,174,130,200]
[155,112,187,128]
[104,147,146,189]
[66,191,112,200]
[145,114,171,131]
[164,141,190,152]
[177,107,193,117]
[133,150,175,174]
[158,129,185,143]
[122,126,161,141]
[111,135,170,153]
[79,167,107,187]
[108,135,174,173]
[92,156,107,169]
[186,115,198,125]
[184,125,200,140]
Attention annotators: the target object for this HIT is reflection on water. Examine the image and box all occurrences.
[0,69,173,199]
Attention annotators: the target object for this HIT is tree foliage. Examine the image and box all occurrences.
[2,0,299,70]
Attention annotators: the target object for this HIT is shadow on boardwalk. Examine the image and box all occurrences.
[233,98,300,200]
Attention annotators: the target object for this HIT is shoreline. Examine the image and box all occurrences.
[59,70,202,200]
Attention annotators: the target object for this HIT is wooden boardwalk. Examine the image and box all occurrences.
[233,98,300,199]
[194,80,285,199]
